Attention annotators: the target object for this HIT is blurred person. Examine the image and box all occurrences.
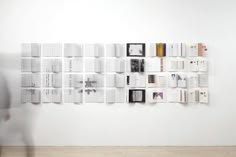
[0,55,35,157]
[0,72,11,157]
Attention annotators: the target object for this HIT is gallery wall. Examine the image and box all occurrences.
[0,0,236,146]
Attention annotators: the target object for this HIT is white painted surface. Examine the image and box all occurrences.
[0,0,236,146]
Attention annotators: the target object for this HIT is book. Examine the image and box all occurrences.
[64,89,83,103]
[85,59,104,73]
[64,58,83,72]
[84,74,104,88]
[168,58,186,71]
[167,88,187,103]
[166,43,186,57]
[106,74,125,88]
[106,44,125,57]
[21,59,41,72]
[156,43,166,57]
[168,73,187,88]
[188,73,199,88]
[188,89,199,103]
[64,74,83,88]
[21,89,41,104]
[188,58,208,72]
[147,88,166,103]
[43,59,62,73]
[199,88,208,103]
[84,89,104,103]
[189,43,207,57]
[42,43,62,57]
[128,89,146,103]
[42,73,62,88]
[42,89,62,103]
[127,43,145,57]
[64,43,83,57]
[22,73,41,87]
[199,73,208,87]
[84,44,104,57]
[126,73,146,88]
[106,88,125,103]
[127,59,145,72]
[146,58,165,72]
[106,59,125,73]
[146,74,166,88]
[21,43,41,57]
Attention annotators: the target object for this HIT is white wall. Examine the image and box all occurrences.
[0,0,236,146]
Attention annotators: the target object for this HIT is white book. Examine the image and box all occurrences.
[127,73,145,88]
[106,89,116,103]
[64,89,74,103]
[179,89,187,103]
[64,43,83,57]
[106,44,124,57]
[85,89,104,103]
[73,89,83,103]
[188,74,199,88]
[167,43,179,57]
[52,89,62,103]
[167,88,179,102]
[52,59,62,73]
[21,74,32,87]
[31,58,41,72]
[168,58,185,71]
[146,58,163,72]
[64,58,83,72]
[64,89,83,103]
[95,59,103,73]
[106,74,116,87]
[198,58,208,71]
[21,59,31,72]
[199,73,208,87]
[85,59,103,72]
[42,73,62,88]
[64,74,83,88]
[84,44,104,57]
[115,59,125,73]
[115,74,125,87]
[177,74,187,88]
[188,58,199,71]
[149,43,156,57]
[43,59,61,72]
[106,59,124,72]
[188,89,199,103]
[189,43,198,57]
[168,88,187,103]
[84,74,104,88]
[31,73,41,87]
[169,73,178,87]
[42,89,52,103]
[178,43,186,57]
[21,89,32,103]
[22,43,41,57]
[42,74,53,87]
[147,74,167,88]
[31,89,41,104]
[115,88,125,103]
[52,73,62,88]
[42,43,62,57]
[199,88,208,103]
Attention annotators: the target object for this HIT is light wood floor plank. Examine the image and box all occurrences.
[1,146,236,157]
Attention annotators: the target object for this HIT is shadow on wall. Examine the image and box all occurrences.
[0,52,35,157]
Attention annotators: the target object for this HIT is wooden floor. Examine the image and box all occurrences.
[1,146,236,157]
